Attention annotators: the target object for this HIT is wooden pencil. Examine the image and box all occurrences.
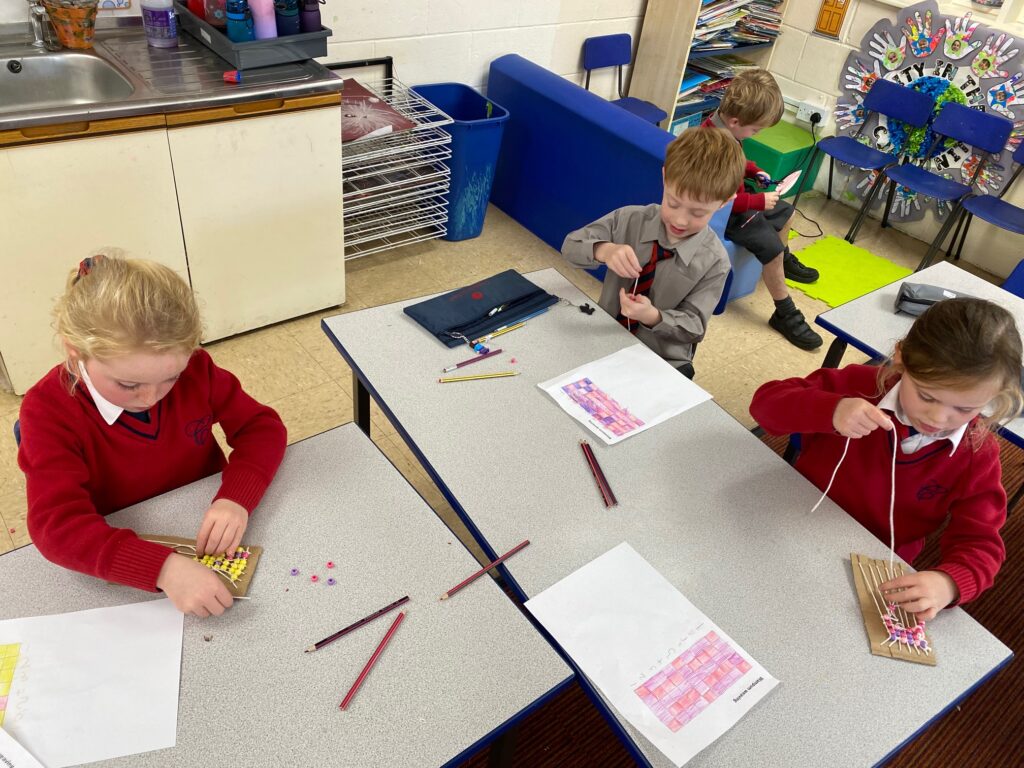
[438,371,518,384]
[583,440,617,507]
[580,440,612,507]
[439,540,531,600]
[339,611,405,710]
[305,595,410,653]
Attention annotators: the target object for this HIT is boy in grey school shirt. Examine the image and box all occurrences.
[561,127,745,378]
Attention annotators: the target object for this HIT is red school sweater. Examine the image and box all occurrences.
[700,114,765,214]
[18,349,287,593]
[749,364,1006,605]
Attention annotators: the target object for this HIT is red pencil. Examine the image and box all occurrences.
[583,440,617,507]
[438,539,530,600]
[339,611,405,711]
[580,440,612,507]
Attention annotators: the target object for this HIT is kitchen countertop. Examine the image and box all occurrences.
[0,19,343,131]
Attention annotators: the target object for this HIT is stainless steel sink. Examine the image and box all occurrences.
[0,47,135,114]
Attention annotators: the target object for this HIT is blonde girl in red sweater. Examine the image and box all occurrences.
[18,254,286,617]
[751,298,1023,620]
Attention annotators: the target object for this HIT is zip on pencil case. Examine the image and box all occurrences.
[894,282,975,317]
[403,269,559,347]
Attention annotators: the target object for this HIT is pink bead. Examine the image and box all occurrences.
[311,574,319,583]
[326,561,335,569]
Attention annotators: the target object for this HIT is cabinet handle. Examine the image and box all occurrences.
[166,92,341,127]
[0,114,166,147]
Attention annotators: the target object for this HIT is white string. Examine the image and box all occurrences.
[810,437,850,513]
[626,276,639,332]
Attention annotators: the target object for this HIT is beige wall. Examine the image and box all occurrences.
[767,0,1024,278]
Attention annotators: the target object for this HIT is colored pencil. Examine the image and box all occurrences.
[339,611,405,710]
[305,595,410,653]
[438,371,518,384]
[583,440,617,507]
[580,440,613,507]
[470,307,552,345]
[439,539,530,600]
[442,348,503,373]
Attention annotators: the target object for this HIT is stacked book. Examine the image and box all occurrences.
[692,0,782,52]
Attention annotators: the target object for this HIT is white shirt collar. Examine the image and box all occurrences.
[78,361,124,426]
[877,379,967,456]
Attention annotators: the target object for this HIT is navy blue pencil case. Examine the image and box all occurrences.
[403,270,558,347]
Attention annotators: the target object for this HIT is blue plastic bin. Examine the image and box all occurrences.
[411,83,509,241]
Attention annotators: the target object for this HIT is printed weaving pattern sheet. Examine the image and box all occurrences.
[526,543,778,766]
[539,344,712,445]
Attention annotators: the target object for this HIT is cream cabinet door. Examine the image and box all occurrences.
[167,98,345,342]
[0,125,187,394]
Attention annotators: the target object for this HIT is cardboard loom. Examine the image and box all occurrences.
[851,552,936,666]
[142,535,262,598]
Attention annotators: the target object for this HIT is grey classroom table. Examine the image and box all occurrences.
[0,424,572,767]
[815,260,1024,444]
[322,268,1013,768]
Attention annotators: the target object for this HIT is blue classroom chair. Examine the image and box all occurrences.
[794,79,935,243]
[941,142,1024,268]
[582,34,667,126]
[1002,257,1024,299]
[13,419,20,447]
[877,103,1013,272]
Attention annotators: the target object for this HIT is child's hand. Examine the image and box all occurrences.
[880,570,958,622]
[762,190,781,210]
[595,242,642,279]
[156,554,234,617]
[832,398,894,437]
[618,289,661,327]
[196,498,249,556]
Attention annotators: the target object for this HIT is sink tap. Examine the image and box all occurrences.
[26,0,60,51]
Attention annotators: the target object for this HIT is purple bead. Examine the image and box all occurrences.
[327,578,336,586]
[289,568,299,576]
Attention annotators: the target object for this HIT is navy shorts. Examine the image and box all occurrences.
[725,199,794,265]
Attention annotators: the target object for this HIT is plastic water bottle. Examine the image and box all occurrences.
[225,0,255,42]
[204,0,227,27]
[299,0,321,33]
[273,0,300,36]
[186,0,206,20]
[249,0,277,39]
[141,0,179,48]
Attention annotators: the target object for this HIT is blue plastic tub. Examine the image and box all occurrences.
[411,83,510,241]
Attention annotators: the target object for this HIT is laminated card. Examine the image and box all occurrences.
[526,543,777,766]
[538,344,712,445]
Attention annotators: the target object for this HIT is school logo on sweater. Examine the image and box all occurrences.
[917,481,950,501]
[186,415,213,446]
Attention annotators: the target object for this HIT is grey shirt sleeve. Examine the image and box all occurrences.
[561,207,634,269]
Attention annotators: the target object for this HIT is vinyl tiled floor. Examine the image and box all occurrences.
[0,193,1000,558]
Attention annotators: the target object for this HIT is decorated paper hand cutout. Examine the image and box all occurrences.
[943,13,983,60]
[972,34,1019,80]
[835,97,866,130]
[870,31,907,71]
[844,58,883,95]
[903,11,944,58]
[891,185,921,217]
[988,73,1024,119]
[961,154,1004,194]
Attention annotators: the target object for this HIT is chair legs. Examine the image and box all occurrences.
[953,211,974,261]
[827,156,834,200]
[880,179,897,229]
[790,146,820,212]
[916,201,965,271]
[845,170,887,243]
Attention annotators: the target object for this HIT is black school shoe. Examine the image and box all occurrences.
[783,252,819,283]
[769,308,823,350]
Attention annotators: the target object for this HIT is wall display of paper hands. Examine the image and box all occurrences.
[835,0,1022,223]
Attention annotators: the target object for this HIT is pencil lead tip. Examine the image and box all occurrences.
[304,646,315,653]
[439,593,448,601]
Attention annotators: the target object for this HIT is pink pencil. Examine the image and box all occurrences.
[339,612,405,710]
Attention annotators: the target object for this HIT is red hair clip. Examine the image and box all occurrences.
[74,254,103,284]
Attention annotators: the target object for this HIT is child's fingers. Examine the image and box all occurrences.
[867,407,894,430]
[195,518,213,555]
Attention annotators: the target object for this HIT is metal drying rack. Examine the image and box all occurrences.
[329,57,454,260]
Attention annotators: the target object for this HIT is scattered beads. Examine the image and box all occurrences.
[510,358,517,364]
[326,561,335,569]
[326,578,336,586]
[310,574,319,583]
[290,568,300,576]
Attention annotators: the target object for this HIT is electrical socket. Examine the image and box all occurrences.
[795,100,819,123]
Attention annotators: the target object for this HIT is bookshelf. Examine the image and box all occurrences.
[629,0,784,134]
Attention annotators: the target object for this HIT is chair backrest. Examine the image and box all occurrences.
[932,102,1013,155]
[582,34,631,71]
[1002,259,1024,299]
[13,419,20,447]
[863,78,935,128]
